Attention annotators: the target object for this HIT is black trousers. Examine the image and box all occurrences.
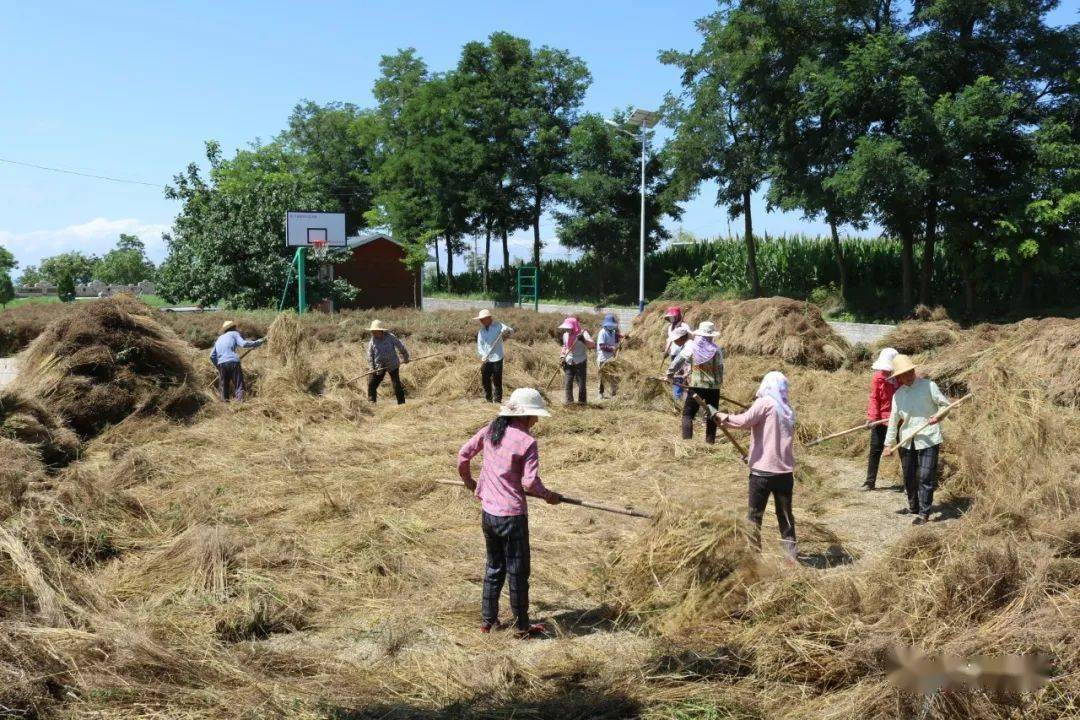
[681,387,719,443]
[866,423,888,486]
[563,362,587,404]
[217,361,245,402]
[368,368,405,405]
[899,444,940,517]
[481,511,531,630]
[747,472,797,550]
[481,360,503,403]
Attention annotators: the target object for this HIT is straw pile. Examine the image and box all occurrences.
[0,390,79,467]
[264,312,324,395]
[1,301,1078,719]
[634,298,849,369]
[600,507,759,634]
[14,296,206,438]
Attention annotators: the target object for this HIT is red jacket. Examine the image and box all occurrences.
[867,370,897,422]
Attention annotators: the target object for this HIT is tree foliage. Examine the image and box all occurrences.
[40,252,98,285]
[95,234,156,285]
[0,273,14,307]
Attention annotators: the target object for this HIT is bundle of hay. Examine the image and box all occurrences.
[599,506,759,633]
[0,390,79,467]
[15,297,206,438]
[263,312,324,395]
[0,439,43,519]
[634,298,849,369]
[874,320,962,355]
[922,317,1080,407]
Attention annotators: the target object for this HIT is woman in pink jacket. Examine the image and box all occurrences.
[718,371,798,564]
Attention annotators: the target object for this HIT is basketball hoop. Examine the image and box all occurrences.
[310,238,329,261]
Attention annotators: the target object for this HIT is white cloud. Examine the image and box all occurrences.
[0,217,171,270]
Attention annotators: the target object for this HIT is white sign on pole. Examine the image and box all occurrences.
[286,212,347,247]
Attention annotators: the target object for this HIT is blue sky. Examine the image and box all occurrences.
[1,0,1076,274]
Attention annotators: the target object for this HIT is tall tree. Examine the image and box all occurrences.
[39,252,98,285]
[0,273,14,307]
[95,233,155,285]
[0,246,16,276]
[552,112,681,297]
[661,5,771,297]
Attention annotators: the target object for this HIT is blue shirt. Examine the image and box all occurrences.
[210,331,258,365]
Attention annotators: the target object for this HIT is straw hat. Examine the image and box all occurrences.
[498,388,551,418]
[368,319,387,332]
[692,321,720,338]
[221,320,236,332]
[888,354,917,379]
[473,309,493,321]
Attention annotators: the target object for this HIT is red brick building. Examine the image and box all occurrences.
[334,232,421,309]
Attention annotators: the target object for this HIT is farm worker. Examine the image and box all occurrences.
[882,355,952,525]
[663,306,693,400]
[667,321,724,444]
[457,387,562,638]
[475,309,514,404]
[863,347,899,491]
[558,317,595,405]
[596,313,621,399]
[716,371,798,564]
[210,320,265,402]
[366,319,410,405]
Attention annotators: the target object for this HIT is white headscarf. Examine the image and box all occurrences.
[871,347,899,372]
[756,371,795,431]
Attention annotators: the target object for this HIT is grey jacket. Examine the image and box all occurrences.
[368,332,410,371]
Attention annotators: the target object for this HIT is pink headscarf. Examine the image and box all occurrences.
[560,317,582,351]
[664,306,683,325]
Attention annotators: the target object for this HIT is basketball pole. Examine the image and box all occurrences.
[296,247,307,314]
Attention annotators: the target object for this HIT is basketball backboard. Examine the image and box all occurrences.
[286,212,346,247]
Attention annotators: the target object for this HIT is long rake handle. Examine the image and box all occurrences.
[655,377,749,462]
[479,328,506,366]
[807,419,887,447]
[895,393,974,449]
[343,352,450,385]
[434,480,652,519]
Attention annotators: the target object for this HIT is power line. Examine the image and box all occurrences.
[0,157,163,188]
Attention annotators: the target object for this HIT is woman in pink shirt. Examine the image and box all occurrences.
[457,388,561,637]
[718,371,798,563]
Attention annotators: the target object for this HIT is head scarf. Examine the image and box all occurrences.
[560,317,582,351]
[756,371,795,431]
[664,306,682,325]
[871,347,899,373]
[690,336,720,365]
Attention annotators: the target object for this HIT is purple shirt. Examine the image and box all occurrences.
[722,396,795,474]
[457,421,553,516]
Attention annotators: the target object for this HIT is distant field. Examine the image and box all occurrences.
[5,294,171,309]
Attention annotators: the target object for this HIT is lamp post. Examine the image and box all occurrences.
[607,108,659,313]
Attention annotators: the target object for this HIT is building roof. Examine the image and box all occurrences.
[346,231,401,249]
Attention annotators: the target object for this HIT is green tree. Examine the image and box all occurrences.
[57,272,76,302]
[40,252,98,285]
[0,273,14,307]
[552,112,681,297]
[94,233,155,285]
[158,141,346,308]
[661,6,771,297]
[16,265,41,287]
[0,246,15,276]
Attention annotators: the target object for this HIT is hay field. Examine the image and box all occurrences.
[1,297,1077,719]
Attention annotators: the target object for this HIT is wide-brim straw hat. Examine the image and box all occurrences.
[498,388,551,418]
[368,320,387,332]
[889,354,917,379]
[692,321,720,338]
[221,320,236,332]
[474,309,492,321]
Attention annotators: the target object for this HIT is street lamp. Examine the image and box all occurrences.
[606,108,660,313]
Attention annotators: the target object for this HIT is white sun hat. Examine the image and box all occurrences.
[368,319,387,332]
[692,321,720,338]
[871,347,899,372]
[498,387,551,418]
[474,309,493,321]
[670,326,691,341]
